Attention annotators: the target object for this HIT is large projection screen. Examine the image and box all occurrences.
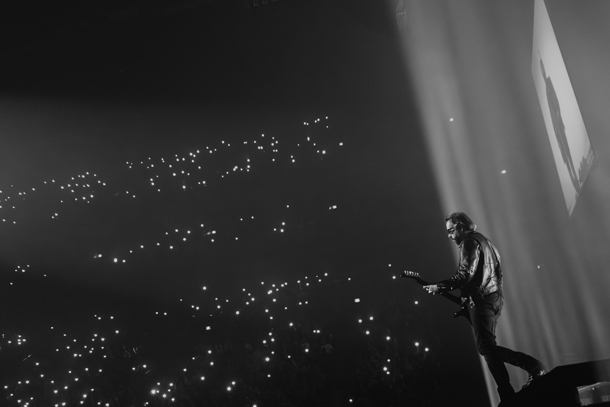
[532,0,594,216]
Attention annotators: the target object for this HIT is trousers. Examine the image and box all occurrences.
[469,291,541,400]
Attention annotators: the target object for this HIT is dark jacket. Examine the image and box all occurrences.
[437,232,503,297]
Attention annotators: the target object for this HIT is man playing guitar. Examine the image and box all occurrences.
[422,212,546,405]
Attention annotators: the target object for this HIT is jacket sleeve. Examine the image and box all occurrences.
[437,238,480,291]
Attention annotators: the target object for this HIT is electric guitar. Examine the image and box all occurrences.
[400,270,471,324]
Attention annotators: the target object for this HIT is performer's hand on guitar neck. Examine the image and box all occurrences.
[401,270,449,295]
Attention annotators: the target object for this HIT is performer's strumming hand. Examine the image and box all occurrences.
[423,284,440,295]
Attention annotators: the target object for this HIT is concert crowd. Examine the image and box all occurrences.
[1,116,451,406]
[1,265,450,407]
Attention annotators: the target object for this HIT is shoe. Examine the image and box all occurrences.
[521,366,546,390]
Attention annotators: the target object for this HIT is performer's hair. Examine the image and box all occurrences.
[446,212,477,232]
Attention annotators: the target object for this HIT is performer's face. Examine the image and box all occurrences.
[446,220,465,247]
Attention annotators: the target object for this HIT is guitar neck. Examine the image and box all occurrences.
[413,277,463,307]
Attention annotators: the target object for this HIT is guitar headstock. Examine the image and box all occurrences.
[401,270,420,279]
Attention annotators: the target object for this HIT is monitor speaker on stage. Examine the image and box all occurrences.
[517,359,610,407]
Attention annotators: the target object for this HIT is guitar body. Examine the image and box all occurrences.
[400,270,471,324]
[450,303,471,323]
